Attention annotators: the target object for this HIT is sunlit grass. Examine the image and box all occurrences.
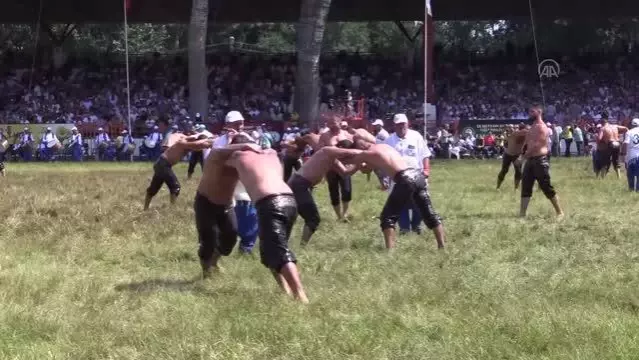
[0,158,638,359]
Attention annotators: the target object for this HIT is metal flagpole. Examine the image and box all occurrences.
[423,0,431,139]
[124,0,133,151]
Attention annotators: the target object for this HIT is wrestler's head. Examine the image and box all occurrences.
[336,139,354,149]
[325,113,342,132]
[230,132,256,145]
[528,105,543,121]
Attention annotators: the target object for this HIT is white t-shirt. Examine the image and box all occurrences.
[384,129,431,171]
[375,129,389,144]
[233,182,251,203]
[213,134,230,149]
[624,127,639,162]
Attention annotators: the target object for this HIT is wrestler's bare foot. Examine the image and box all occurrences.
[201,252,222,279]
[277,263,308,303]
[272,271,293,296]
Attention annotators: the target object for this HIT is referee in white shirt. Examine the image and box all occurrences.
[384,114,432,235]
[621,118,639,191]
[210,110,259,253]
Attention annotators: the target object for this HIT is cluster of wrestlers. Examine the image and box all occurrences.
[142,110,449,303]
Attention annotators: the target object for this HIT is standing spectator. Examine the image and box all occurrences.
[573,125,584,156]
[384,114,431,235]
[562,126,573,157]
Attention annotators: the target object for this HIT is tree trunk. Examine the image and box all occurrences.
[295,0,332,130]
[188,0,209,120]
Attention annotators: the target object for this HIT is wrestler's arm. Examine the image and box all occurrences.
[180,138,214,151]
[208,143,261,160]
[618,126,629,134]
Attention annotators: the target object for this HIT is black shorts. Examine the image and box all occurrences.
[380,168,442,230]
[147,156,181,197]
[255,193,298,271]
[521,155,556,199]
[498,153,522,181]
[289,174,320,233]
[194,192,238,262]
[326,170,352,206]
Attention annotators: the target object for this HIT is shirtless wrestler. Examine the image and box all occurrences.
[225,134,309,303]
[519,105,564,218]
[144,132,214,210]
[348,134,446,250]
[288,141,362,245]
[497,123,529,190]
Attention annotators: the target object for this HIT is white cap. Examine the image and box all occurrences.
[225,111,244,123]
[393,114,408,124]
[596,124,602,128]
[632,118,639,126]
[71,127,78,131]
[546,122,552,127]
[121,129,128,134]
[98,127,104,131]
[24,127,28,131]
[153,125,159,130]
[46,127,51,131]
[372,119,384,126]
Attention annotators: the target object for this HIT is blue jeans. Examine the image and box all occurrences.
[627,158,639,192]
[235,200,258,253]
[398,202,422,234]
[72,144,83,161]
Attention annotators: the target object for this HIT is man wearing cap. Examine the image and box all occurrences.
[384,113,432,235]
[94,127,110,161]
[369,119,390,184]
[187,124,214,179]
[39,127,58,162]
[213,111,245,149]
[117,129,135,162]
[210,111,259,254]
[69,127,83,162]
[144,125,163,161]
[19,127,34,162]
[621,118,639,191]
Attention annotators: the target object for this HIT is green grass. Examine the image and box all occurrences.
[1,158,639,359]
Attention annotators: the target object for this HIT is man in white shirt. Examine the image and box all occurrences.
[39,127,58,162]
[621,118,639,191]
[384,114,432,235]
[370,119,389,184]
[371,119,389,143]
[70,127,83,162]
[211,110,259,254]
[94,127,110,161]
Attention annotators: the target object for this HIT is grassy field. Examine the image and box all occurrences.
[1,158,638,360]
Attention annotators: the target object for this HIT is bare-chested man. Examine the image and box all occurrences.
[195,139,263,278]
[596,115,628,178]
[288,143,362,245]
[318,114,355,221]
[144,133,214,210]
[497,123,529,190]
[347,135,446,249]
[224,134,309,303]
[519,105,564,218]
